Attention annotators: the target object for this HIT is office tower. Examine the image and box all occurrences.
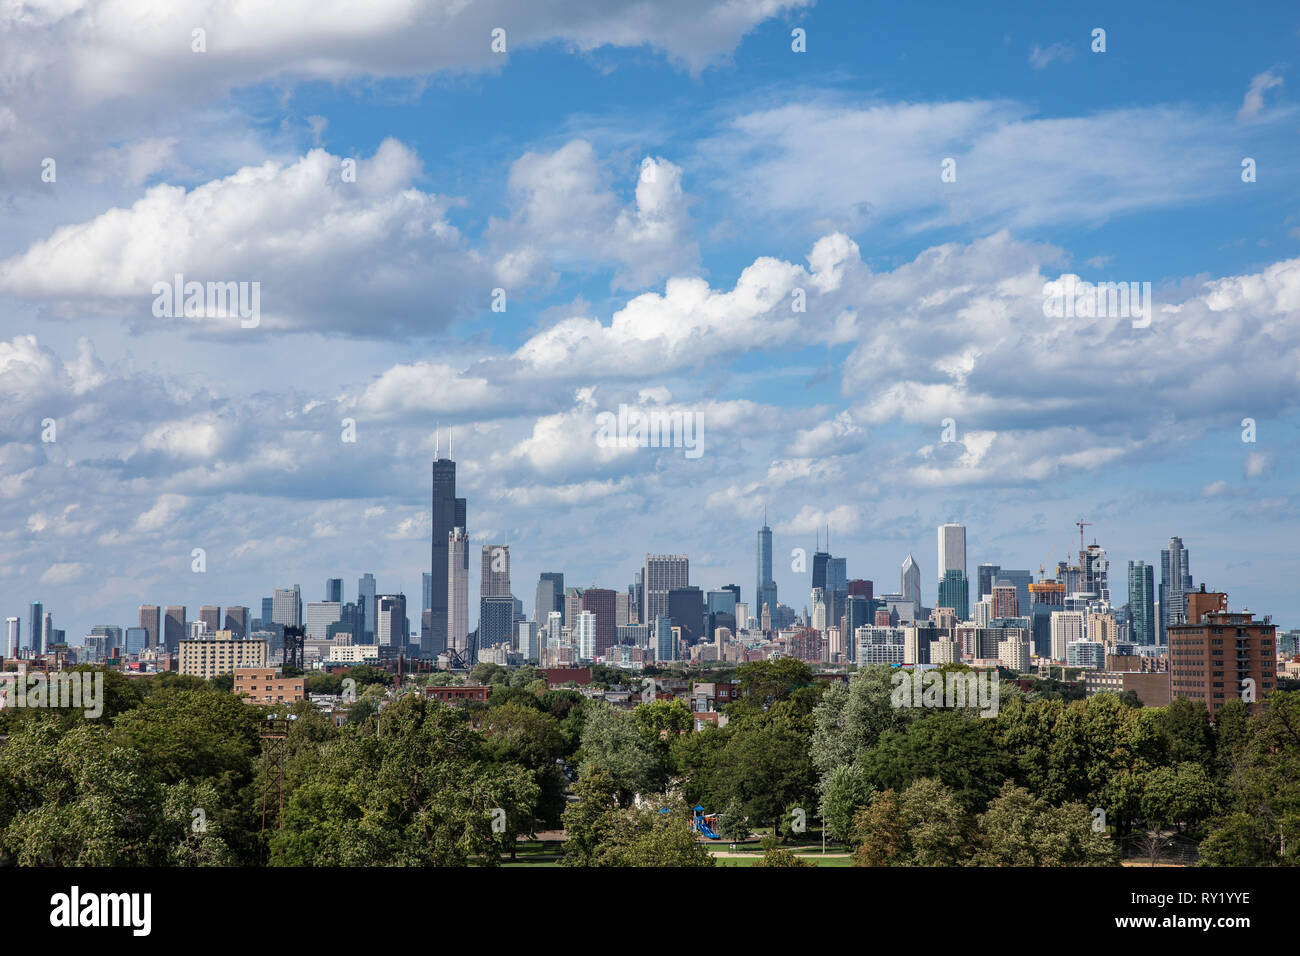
[1169,589,1275,717]
[667,586,707,645]
[977,564,1001,602]
[534,572,564,624]
[1050,610,1085,660]
[546,610,563,644]
[4,617,18,657]
[29,602,43,655]
[848,579,873,599]
[188,620,210,640]
[357,573,376,643]
[654,615,675,663]
[937,570,969,621]
[1080,544,1109,602]
[826,557,847,595]
[305,601,342,641]
[376,594,408,649]
[43,612,53,649]
[448,527,470,658]
[1127,561,1156,646]
[707,589,738,640]
[124,627,147,656]
[479,595,515,657]
[272,586,302,628]
[575,610,597,661]
[481,544,511,598]
[326,578,343,604]
[1159,537,1193,640]
[630,570,644,626]
[994,571,1033,625]
[420,609,437,656]
[430,446,467,657]
[938,522,967,581]
[901,554,921,609]
[1028,578,1065,657]
[199,606,221,633]
[756,518,778,621]
[260,596,274,626]
[164,605,186,654]
[991,583,1018,618]
[564,588,584,632]
[224,606,249,640]
[643,554,689,623]
[420,572,433,614]
[811,547,831,593]
[518,620,541,660]
[615,592,631,627]
[580,588,618,657]
[843,594,876,663]
[136,605,160,649]
[810,587,827,632]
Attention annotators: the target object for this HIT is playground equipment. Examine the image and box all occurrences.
[693,805,721,840]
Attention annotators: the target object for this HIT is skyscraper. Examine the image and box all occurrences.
[1159,537,1193,640]
[164,605,186,654]
[938,522,967,581]
[1128,560,1156,646]
[480,544,511,598]
[580,587,617,657]
[756,518,778,622]
[535,572,564,625]
[376,594,408,650]
[272,586,302,628]
[139,605,161,649]
[901,554,921,609]
[937,569,969,620]
[224,606,249,640]
[1080,544,1109,603]
[357,573,376,643]
[5,617,19,657]
[29,602,43,656]
[448,527,470,658]
[199,606,221,633]
[977,563,1001,602]
[478,595,515,659]
[643,554,689,624]
[431,441,467,658]
[421,572,433,614]
[326,578,343,603]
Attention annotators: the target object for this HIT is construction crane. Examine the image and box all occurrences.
[1075,519,1092,556]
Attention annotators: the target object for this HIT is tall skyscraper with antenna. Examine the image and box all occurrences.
[431,427,467,656]
[756,510,777,620]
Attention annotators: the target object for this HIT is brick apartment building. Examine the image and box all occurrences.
[234,667,305,705]
[1168,587,1277,717]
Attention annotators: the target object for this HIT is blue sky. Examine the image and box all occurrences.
[1,0,1298,642]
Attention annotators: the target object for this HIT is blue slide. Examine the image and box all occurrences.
[692,805,721,839]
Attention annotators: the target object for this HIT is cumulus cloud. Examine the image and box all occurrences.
[1238,70,1283,122]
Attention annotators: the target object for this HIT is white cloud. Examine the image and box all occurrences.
[1238,70,1283,122]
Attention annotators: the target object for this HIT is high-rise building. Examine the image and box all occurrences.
[421,572,433,614]
[164,605,186,654]
[326,578,343,604]
[29,602,43,656]
[991,583,1019,618]
[653,615,675,663]
[1028,579,1066,657]
[224,606,249,640]
[534,572,564,625]
[376,594,408,650]
[199,606,221,633]
[448,527,470,658]
[1127,561,1156,646]
[480,544,511,598]
[938,522,967,581]
[937,569,969,621]
[1050,610,1085,660]
[124,627,147,656]
[5,617,18,657]
[139,605,161,649]
[1080,544,1109,603]
[44,612,54,649]
[643,554,688,624]
[260,597,274,626]
[575,610,597,661]
[357,573,377,643]
[901,554,921,610]
[977,564,1001,602]
[305,602,342,641]
[580,587,618,657]
[756,519,778,622]
[518,620,541,660]
[811,547,831,593]
[479,595,515,659]
[995,571,1033,625]
[706,588,738,641]
[668,586,706,646]
[1169,589,1276,717]
[272,586,302,628]
[1160,537,1193,640]
[430,445,467,658]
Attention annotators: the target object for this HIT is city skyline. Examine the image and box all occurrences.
[4,3,1300,644]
